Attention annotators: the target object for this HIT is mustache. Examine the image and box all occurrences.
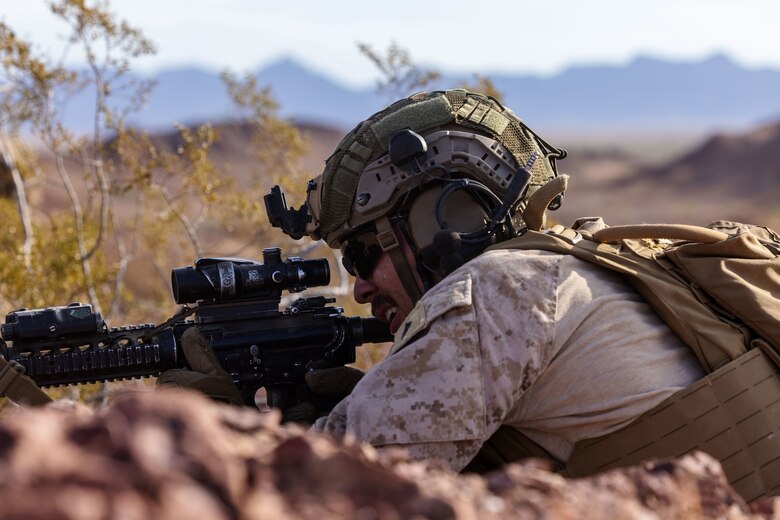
[370,294,397,317]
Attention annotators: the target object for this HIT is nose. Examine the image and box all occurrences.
[353,276,376,304]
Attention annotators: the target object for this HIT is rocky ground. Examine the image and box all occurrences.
[0,390,776,519]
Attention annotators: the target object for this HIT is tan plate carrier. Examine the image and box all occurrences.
[471,211,780,502]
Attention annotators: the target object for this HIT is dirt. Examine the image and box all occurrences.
[0,390,775,519]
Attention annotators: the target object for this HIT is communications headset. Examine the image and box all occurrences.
[382,128,538,289]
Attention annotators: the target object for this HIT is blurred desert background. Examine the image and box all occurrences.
[2,0,779,325]
[29,54,780,250]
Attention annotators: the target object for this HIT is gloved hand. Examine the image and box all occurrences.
[0,356,52,407]
[157,327,243,406]
[281,365,364,425]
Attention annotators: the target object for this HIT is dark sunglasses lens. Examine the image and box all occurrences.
[341,255,357,277]
[342,238,382,278]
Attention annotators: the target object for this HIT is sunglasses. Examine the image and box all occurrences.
[340,232,384,279]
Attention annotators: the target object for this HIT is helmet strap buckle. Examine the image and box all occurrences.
[375,217,424,303]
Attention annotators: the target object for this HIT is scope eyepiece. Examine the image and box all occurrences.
[171,248,330,304]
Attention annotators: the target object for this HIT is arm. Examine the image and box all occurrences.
[313,302,488,470]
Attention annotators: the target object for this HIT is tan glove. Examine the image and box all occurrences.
[281,365,364,424]
[0,356,52,407]
[157,327,243,406]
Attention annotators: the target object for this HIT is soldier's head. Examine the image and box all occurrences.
[268,89,566,332]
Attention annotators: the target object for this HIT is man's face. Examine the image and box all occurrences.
[351,234,423,335]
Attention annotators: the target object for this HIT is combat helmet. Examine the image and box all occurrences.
[266,89,567,302]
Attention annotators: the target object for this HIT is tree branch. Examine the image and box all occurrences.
[0,135,34,270]
[54,151,101,314]
[155,185,204,258]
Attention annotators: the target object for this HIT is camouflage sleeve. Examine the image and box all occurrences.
[312,252,560,471]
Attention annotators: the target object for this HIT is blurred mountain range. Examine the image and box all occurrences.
[46,52,779,230]
[554,119,780,229]
[63,53,780,135]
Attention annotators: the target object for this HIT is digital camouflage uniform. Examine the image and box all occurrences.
[278,90,779,498]
[313,249,704,470]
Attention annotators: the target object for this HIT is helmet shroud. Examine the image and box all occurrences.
[308,89,565,245]
[305,89,566,303]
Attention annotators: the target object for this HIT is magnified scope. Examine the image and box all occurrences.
[171,247,330,304]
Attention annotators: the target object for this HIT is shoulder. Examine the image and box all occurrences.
[391,269,474,353]
[391,248,567,353]
[466,247,633,297]
[455,248,567,287]
[466,247,563,269]
[451,248,566,307]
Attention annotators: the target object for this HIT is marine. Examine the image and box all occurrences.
[163,89,780,501]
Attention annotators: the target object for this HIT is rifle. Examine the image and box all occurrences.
[0,248,391,408]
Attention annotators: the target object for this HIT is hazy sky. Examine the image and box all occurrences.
[4,0,780,87]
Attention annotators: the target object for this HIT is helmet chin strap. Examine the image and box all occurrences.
[374,217,423,304]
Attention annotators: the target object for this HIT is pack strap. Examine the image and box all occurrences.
[463,424,562,474]
[0,356,52,407]
[522,175,568,231]
[594,224,728,244]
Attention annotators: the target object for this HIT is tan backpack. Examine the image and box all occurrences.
[495,217,780,372]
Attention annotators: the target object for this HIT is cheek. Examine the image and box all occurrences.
[374,256,414,310]
[372,258,400,296]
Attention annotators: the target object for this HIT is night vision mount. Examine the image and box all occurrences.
[264,185,309,240]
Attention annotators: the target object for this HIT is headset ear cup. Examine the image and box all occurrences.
[411,180,505,277]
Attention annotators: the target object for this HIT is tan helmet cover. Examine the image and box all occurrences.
[306,89,566,247]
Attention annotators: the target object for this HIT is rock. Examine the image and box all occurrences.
[0,390,775,519]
